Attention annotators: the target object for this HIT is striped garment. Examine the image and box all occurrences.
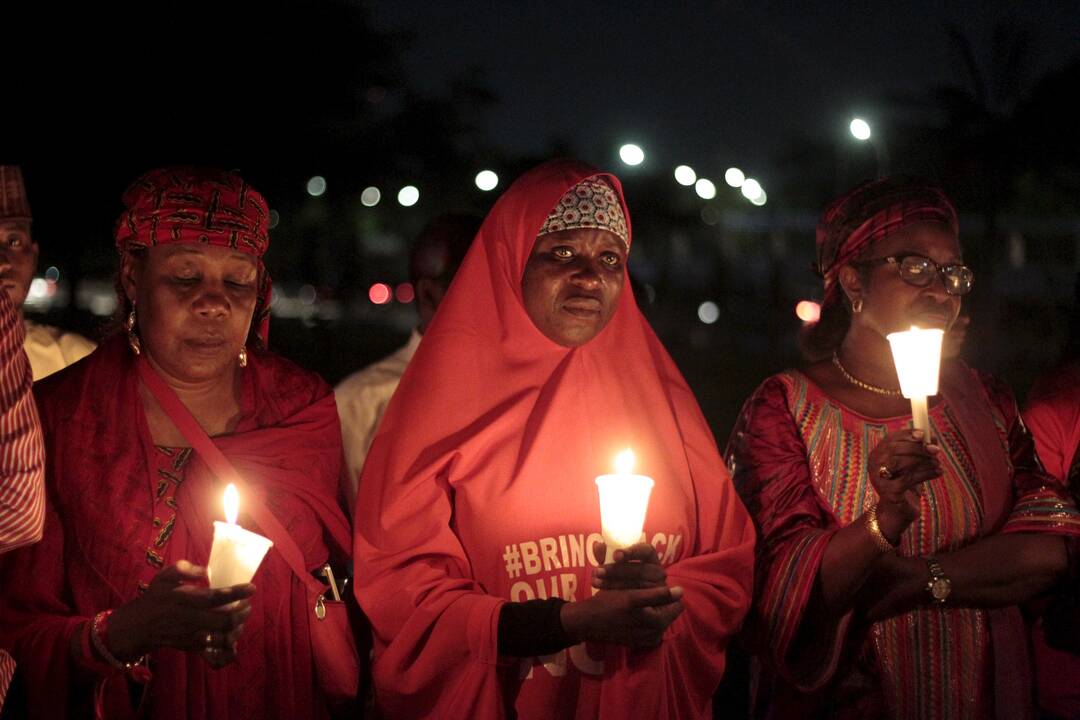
[0,288,46,705]
[731,368,1080,720]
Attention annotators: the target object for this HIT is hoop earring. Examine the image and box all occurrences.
[125,309,141,355]
[851,298,864,314]
[238,346,248,368]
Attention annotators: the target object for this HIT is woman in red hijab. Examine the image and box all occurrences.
[0,167,353,718]
[354,159,754,719]
[728,176,1080,719]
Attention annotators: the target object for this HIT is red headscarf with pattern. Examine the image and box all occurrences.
[113,167,273,345]
[0,166,32,222]
[816,176,958,308]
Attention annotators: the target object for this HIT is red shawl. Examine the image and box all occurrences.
[354,159,755,719]
[0,335,350,719]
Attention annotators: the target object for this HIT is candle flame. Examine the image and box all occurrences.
[224,483,239,525]
[614,448,635,475]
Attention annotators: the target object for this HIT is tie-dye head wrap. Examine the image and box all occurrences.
[114,167,273,345]
[816,176,958,307]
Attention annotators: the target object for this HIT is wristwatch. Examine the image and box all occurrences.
[925,556,951,604]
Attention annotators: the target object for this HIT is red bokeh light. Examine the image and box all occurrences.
[368,283,392,305]
[795,300,821,323]
[395,282,415,303]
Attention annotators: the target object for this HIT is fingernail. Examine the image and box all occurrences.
[670,586,684,600]
[912,430,925,439]
[614,550,624,562]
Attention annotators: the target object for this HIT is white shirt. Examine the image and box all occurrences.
[23,320,96,382]
[335,329,421,506]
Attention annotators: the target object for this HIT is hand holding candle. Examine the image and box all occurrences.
[207,483,274,589]
[886,326,944,442]
[595,449,654,564]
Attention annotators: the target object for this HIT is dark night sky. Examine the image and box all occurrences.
[4,0,1079,271]
[371,0,1080,181]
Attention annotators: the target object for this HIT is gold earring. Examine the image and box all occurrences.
[125,309,141,355]
[852,298,864,314]
[238,346,248,368]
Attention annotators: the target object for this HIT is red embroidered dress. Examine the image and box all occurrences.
[729,366,1080,720]
[0,336,350,719]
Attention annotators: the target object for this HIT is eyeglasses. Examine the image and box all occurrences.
[857,254,974,296]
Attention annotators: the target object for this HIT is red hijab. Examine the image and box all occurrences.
[355,159,754,718]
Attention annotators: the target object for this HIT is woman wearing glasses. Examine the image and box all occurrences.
[727,177,1080,719]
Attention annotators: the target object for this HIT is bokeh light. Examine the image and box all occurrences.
[741,178,763,202]
[397,185,420,207]
[306,176,327,197]
[475,170,499,191]
[360,187,381,207]
[796,300,822,323]
[619,144,645,166]
[697,301,720,324]
[674,165,697,186]
[368,283,392,304]
[850,118,872,141]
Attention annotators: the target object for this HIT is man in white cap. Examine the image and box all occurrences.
[0,166,95,380]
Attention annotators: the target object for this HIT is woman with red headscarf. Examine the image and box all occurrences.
[0,167,353,718]
[354,159,755,718]
[1024,362,1080,719]
[727,176,1080,719]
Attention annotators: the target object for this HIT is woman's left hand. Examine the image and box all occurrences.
[591,542,667,591]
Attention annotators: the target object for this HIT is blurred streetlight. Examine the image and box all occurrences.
[750,190,767,207]
[848,117,889,176]
[724,167,745,188]
[619,144,645,166]
[849,118,872,141]
[475,170,499,191]
[397,186,419,207]
[741,178,763,202]
[306,176,327,197]
[360,187,381,207]
[694,178,717,200]
[674,165,696,186]
[697,301,720,324]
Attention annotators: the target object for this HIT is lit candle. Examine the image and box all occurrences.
[207,483,274,589]
[595,449,655,564]
[886,326,945,443]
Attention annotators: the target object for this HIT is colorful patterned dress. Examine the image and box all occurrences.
[728,364,1080,720]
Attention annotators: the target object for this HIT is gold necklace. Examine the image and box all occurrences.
[831,352,902,397]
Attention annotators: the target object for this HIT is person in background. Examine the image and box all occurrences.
[0,272,47,709]
[335,213,479,504]
[0,167,354,719]
[355,159,753,718]
[1023,293,1080,720]
[0,166,96,380]
[728,176,1080,719]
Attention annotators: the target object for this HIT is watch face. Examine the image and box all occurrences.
[930,578,951,601]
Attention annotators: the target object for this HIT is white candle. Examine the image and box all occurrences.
[207,483,274,589]
[886,326,945,442]
[595,449,655,564]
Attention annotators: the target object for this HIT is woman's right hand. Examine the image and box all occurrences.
[559,585,684,650]
[867,428,942,542]
[105,560,255,667]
